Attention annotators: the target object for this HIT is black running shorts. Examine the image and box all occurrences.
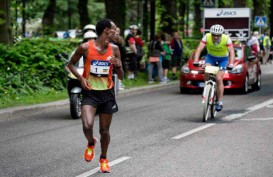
[162,59,170,69]
[81,88,118,114]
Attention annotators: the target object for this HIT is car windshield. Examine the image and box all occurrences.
[234,48,242,60]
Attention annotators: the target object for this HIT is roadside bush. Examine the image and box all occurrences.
[183,39,200,58]
[0,38,78,99]
[0,37,200,107]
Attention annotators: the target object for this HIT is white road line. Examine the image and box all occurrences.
[75,156,131,177]
[172,99,273,140]
[222,99,273,121]
[171,123,215,140]
[247,99,273,112]
[240,117,273,121]
[221,113,247,121]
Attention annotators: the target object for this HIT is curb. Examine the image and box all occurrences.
[0,81,179,120]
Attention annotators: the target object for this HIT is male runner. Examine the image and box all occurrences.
[68,19,123,173]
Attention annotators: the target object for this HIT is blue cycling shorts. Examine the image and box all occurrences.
[205,54,228,70]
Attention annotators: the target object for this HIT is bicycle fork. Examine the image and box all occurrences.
[202,81,215,104]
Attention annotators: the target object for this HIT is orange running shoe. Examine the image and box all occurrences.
[84,138,97,162]
[99,158,110,173]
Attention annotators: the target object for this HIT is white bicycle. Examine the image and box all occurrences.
[202,65,219,122]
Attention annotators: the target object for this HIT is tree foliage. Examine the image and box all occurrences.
[159,0,177,35]
[1,0,272,44]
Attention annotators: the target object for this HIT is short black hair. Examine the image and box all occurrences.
[96,19,112,36]
[160,33,166,41]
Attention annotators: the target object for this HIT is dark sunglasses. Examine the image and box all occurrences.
[212,34,221,37]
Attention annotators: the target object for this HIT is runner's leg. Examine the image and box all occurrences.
[99,114,113,158]
[82,105,97,145]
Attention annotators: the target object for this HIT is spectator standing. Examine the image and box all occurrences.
[112,27,127,90]
[170,32,183,80]
[161,33,172,82]
[269,37,273,64]
[135,29,145,71]
[247,31,260,57]
[125,25,138,79]
[262,31,271,64]
[148,34,163,83]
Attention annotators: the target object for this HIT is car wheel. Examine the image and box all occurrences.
[241,75,249,94]
[252,72,261,90]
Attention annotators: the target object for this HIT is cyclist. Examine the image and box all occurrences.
[193,24,235,111]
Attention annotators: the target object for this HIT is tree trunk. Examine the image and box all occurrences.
[218,0,225,8]
[253,0,264,16]
[42,0,56,35]
[143,0,149,41]
[160,0,177,35]
[22,0,26,37]
[269,0,273,38]
[178,0,186,37]
[252,0,266,28]
[78,0,90,30]
[104,0,126,36]
[0,0,12,44]
[193,0,202,37]
[150,0,155,40]
[233,0,245,7]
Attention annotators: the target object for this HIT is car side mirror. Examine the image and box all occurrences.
[247,55,255,61]
[182,57,188,61]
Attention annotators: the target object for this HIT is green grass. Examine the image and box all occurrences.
[0,89,68,109]
[122,72,149,89]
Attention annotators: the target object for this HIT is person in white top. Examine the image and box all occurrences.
[247,31,260,56]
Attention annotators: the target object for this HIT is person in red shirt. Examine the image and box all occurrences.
[135,29,145,70]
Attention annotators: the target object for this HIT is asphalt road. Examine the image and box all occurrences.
[0,65,273,177]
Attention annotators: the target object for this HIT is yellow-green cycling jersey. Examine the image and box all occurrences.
[263,36,271,49]
[206,33,229,57]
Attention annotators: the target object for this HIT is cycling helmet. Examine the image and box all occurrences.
[129,25,138,30]
[210,24,224,35]
[83,24,96,33]
[83,31,97,39]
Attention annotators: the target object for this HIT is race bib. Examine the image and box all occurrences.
[90,60,110,75]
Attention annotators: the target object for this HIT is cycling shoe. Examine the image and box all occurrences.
[215,103,223,112]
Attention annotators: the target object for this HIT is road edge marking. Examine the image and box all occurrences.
[240,117,273,121]
[75,156,131,177]
[222,99,273,121]
[171,123,215,140]
[171,99,273,140]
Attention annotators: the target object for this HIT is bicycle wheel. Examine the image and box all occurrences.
[210,87,218,118]
[202,84,212,122]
